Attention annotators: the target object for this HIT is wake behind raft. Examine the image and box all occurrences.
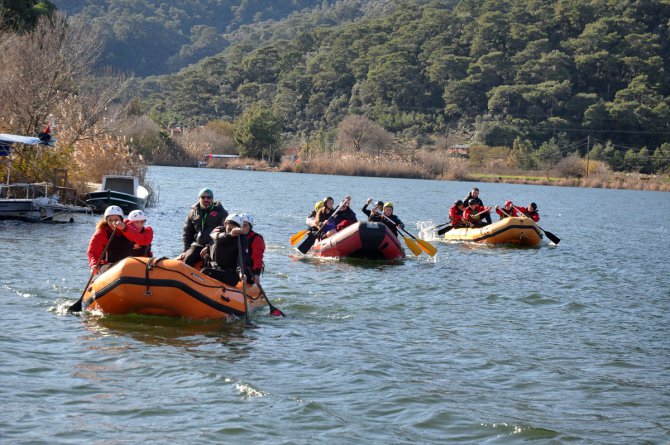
[79,257,267,320]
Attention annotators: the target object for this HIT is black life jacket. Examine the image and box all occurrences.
[104,232,133,264]
[210,234,246,270]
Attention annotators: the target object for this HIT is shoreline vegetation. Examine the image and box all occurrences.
[205,154,670,192]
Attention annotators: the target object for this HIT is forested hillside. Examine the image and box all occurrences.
[121,0,670,172]
[52,0,339,76]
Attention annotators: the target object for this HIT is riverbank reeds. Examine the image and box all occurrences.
[274,152,670,192]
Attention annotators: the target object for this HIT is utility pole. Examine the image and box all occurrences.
[586,136,590,178]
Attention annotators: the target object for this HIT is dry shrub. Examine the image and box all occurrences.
[208,157,269,170]
[295,152,430,179]
[553,154,585,177]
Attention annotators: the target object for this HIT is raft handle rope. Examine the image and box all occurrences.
[128,257,246,296]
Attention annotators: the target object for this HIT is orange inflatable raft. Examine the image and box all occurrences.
[310,221,406,260]
[444,216,543,246]
[81,257,266,320]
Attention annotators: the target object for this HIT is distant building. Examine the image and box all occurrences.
[447,144,469,157]
[281,146,301,163]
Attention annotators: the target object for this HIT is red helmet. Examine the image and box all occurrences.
[505,200,513,207]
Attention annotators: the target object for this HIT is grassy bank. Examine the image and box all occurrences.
[271,153,670,192]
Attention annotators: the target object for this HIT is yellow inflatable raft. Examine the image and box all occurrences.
[444,216,543,246]
[81,257,266,320]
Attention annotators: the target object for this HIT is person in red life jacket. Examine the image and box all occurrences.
[463,199,492,227]
[463,187,492,225]
[449,200,466,228]
[362,199,385,223]
[333,195,357,234]
[378,202,404,237]
[87,205,145,274]
[200,213,247,286]
[179,187,228,266]
[516,202,540,222]
[494,200,519,219]
[240,213,265,285]
[125,209,153,256]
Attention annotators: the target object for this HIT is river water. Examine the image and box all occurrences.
[1,165,668,444]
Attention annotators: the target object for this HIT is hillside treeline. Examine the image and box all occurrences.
[130,0,670,173]
[52,0,339,76]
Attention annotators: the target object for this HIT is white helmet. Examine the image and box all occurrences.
[104,205,124,218]
[128,209,147,222]
[224,213,243,227]
[241,213,254,228]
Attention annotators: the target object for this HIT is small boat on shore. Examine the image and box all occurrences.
[309,221,406,260]
[86,175,148,214]
[81,257,266,320]
[444,216,543,246]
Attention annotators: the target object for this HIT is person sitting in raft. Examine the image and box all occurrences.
[463,187,492,225]
[200,213,248,286]
[516,202,540,222]
[494,201,519,219]
[306,200,324,227]
[378,202,404,237]
[362,199,384,223]
[449,200,467,228]
[179,188,228,267]
[332,195,357,234]
[87,205,145,274]
[463,199,492,227]
[126,209,153,257]
[314,196,337,238]
[240,213,265,285]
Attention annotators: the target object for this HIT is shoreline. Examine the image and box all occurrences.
[193,158,670,192]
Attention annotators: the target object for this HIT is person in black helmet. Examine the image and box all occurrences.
[449,199,466,227]
[362,198,384,223]
[517,202,540,222]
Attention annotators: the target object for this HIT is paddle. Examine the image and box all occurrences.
[513,206,561,245]
[379,213,437,257]
[256,282,285,317]
[297,201,343,254]
[398,231,422,256]
[67,226,117,313]
[237,236,255,327]
[437,225,453,235]
[289,228,309,245]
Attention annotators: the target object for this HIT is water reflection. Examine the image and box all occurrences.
[80,314,254,359]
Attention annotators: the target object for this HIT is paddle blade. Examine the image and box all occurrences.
[403,236,422,256]
[270,307,286,317]
[542,229,560,245]
[437,225,453,235]
[67,299,82,313]
[290,229,309,245]
[416,239,437,256]
[297,233,317,254]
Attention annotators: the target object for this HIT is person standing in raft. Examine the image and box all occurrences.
[178,188,228,266]
[362,199,384,223]
[379,202,404,237]
[200,214,248,286]
[463,199,492,227]
[463,187,492,225]
[87,205,145,274]
[494,201,519,219]
[126,210,153,257]
[331,195,357,234]
[516,202,540,222]
[240,213,265,285]
[449,200,466,228]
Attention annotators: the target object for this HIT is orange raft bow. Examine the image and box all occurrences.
[81,257,266,320]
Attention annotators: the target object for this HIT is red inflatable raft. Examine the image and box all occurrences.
[309,221,405,260]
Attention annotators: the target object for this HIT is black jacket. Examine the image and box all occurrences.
[182,201,228,251]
